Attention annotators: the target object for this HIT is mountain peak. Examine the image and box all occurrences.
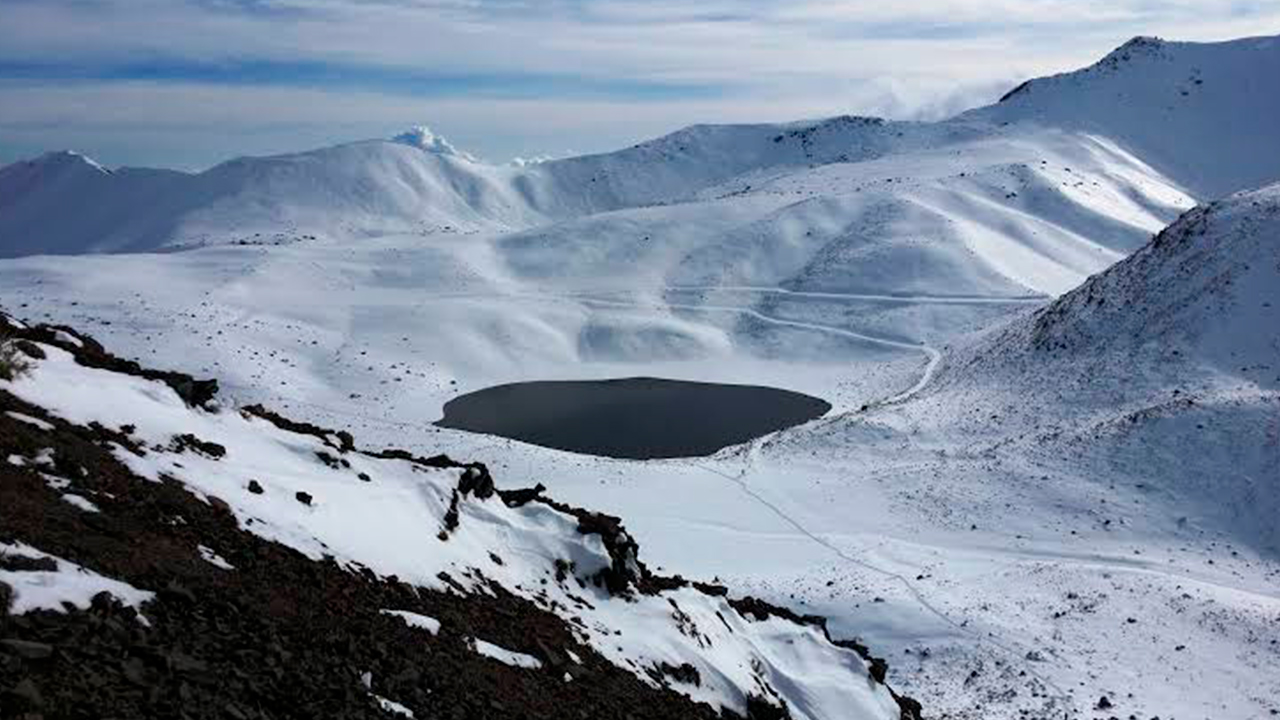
[29,150,111,175]
[1093,35,1170,69]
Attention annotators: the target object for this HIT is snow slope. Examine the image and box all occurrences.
[0,118,970,258]
[758,184,1280,718]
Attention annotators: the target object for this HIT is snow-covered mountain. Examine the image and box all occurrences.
[1018,182,1278,380]
[4,34,1276,268]
[0,117,962,258]
[735,183,1280,720]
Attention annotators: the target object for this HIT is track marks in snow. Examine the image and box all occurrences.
[691,455,1074,710]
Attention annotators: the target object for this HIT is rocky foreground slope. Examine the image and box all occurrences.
[0,314,920,720]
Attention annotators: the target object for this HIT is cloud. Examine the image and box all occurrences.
[392,125,477,161]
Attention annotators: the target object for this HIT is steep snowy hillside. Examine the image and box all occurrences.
[1023,182,1279,380]
[940,182,1279,420]
[0,152,187,256]
[0,315,917,720]
[924,182,1280,547]
[0,140,542,257]
[968,35,1280,197]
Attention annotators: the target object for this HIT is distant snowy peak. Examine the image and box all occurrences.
[391,125,477,162]
[971,34,1280,196]
[1024,182,1279,382]
[0,150,110,199]
[31,150,111,175]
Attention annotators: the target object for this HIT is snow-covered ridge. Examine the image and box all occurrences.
[0,316,916,720]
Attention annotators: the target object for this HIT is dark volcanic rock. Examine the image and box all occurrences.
[0,639,54,660]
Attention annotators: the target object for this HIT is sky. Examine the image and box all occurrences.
[0,0,1277,170]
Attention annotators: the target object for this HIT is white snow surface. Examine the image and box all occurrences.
[966,35,1280,198]
[470,638,544,670]
[372,694,415,718]
[198,545,235,570]
[1,34,1278,720]
[59,493,100,513]
[0,541,154,616]
[5,411,54,431]
[381,609,441,635]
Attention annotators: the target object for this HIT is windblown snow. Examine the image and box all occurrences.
[1,33,1278,720]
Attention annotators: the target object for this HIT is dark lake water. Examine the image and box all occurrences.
[436,377,831,460]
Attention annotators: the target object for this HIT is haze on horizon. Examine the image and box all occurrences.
[0,0,1277,171]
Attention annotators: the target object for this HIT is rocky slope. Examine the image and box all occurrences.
[0,314,919,720]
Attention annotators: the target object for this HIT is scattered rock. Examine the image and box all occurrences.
[0,638,54,660]
[3,678,44,709]
[170,433,226,459]
[0,554,57,573]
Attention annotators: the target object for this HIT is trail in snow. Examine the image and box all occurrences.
[631,287,1072,704]
[398,287,947,407]
[661,286,1050,305]
[570,295,942,406]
